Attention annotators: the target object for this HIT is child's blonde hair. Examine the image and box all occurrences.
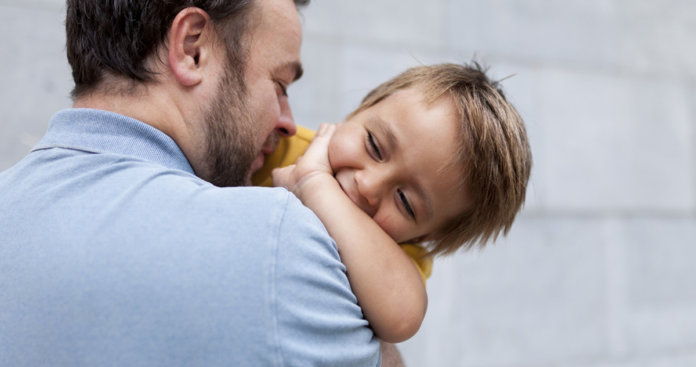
[349,62,532,256]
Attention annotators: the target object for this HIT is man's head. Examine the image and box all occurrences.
[65,0,308,186]
[337,62,532,256]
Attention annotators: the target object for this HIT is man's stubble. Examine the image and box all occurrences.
[203,65,260,187]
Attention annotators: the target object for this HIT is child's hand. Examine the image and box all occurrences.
[272,123,337,200]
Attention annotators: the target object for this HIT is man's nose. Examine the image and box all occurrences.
[276,95,296,137]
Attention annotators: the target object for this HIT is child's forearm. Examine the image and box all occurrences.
[271,124,426,342]
[296,174,427,343]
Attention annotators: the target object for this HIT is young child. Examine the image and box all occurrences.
[252,62,532,343]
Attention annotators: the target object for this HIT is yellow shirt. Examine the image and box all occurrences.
[252,126,433,283]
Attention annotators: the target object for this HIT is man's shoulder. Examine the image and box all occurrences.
[3,147,331,250]
[175,183,326,230]
[148,178,338,255]
[132,171,330,240]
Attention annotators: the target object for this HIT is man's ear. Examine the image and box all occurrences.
[167,7,214,87]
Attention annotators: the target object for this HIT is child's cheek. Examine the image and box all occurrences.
[373,210,406,244]
[326,126,357,171]
[326,137,339,173]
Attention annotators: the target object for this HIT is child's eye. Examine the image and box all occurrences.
[397,189,416,220]
[366,131,382,161]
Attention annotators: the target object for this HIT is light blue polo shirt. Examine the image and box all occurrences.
[0,109,380,366]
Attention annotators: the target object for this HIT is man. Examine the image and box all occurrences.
[0,0,402,365]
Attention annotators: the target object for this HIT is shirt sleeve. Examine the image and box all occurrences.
[400,243,434,284]
[272,193,381,366]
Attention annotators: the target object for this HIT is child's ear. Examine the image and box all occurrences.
[167,7,213,87]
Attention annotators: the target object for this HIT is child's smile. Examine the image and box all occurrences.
[328,87,471,244]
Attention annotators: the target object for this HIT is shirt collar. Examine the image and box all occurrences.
[34,108,195,175]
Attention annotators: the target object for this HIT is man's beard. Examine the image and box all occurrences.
[203,67,258,187]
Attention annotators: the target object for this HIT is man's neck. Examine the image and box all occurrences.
[71,81,210,181]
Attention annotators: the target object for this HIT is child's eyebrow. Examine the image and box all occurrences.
[369,115,398,153]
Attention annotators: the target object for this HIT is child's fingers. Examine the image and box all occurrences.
[306,124,335,155]
[273,124,336,189]
[297,124,333,168]
[317,123,336,138]
[316,123,327,136]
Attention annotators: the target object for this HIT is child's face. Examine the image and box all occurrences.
[328,87,470,243]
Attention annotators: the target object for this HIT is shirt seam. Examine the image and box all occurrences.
[31,145,101,154]
[270,191,291,367]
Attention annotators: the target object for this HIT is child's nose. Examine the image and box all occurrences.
[355,170,383,213]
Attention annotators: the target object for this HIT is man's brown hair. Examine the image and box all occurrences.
[351,62,532,256]
[65,0,309,98]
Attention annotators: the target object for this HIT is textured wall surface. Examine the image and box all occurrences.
[1,1,694,366]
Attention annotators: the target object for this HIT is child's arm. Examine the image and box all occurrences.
[272,124,427,343]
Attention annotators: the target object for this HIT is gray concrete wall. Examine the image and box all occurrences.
[2,1,694,366]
